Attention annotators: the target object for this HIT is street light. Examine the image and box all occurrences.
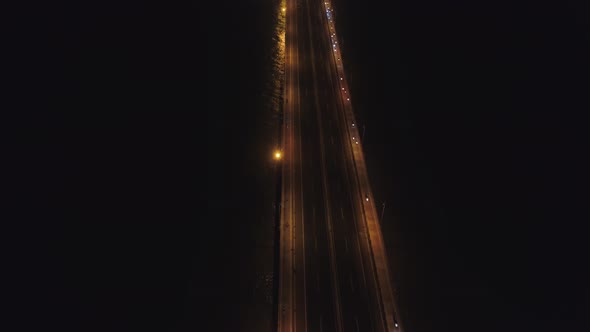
[274,150,282,160]
[282,7,286,12]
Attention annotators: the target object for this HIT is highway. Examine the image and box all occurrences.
[278,0,401,331]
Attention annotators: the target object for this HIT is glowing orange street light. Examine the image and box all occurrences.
[282,7,286,12]
[274,150,282,160]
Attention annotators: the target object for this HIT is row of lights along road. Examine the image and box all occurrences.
[323,2,401,329]
[323,2,358,149]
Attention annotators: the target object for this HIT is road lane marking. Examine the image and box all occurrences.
[356,238,368,289]
[355,315,360,332]
[317,273,320,292]
[340,207,344,219]
[307,3,343,329]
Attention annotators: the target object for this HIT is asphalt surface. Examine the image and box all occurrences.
[281,0,393,331]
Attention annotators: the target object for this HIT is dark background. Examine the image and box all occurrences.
[4,0,590,331]
[6,1,201,331]
[331,0,590,331]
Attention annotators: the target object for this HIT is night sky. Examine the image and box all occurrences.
[5,0,590,331]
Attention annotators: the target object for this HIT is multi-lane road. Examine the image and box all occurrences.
[278,0,402,331]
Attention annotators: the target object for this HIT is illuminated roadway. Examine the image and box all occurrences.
[278,0,402,331]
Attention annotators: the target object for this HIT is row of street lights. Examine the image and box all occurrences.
[323,1,384,220]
